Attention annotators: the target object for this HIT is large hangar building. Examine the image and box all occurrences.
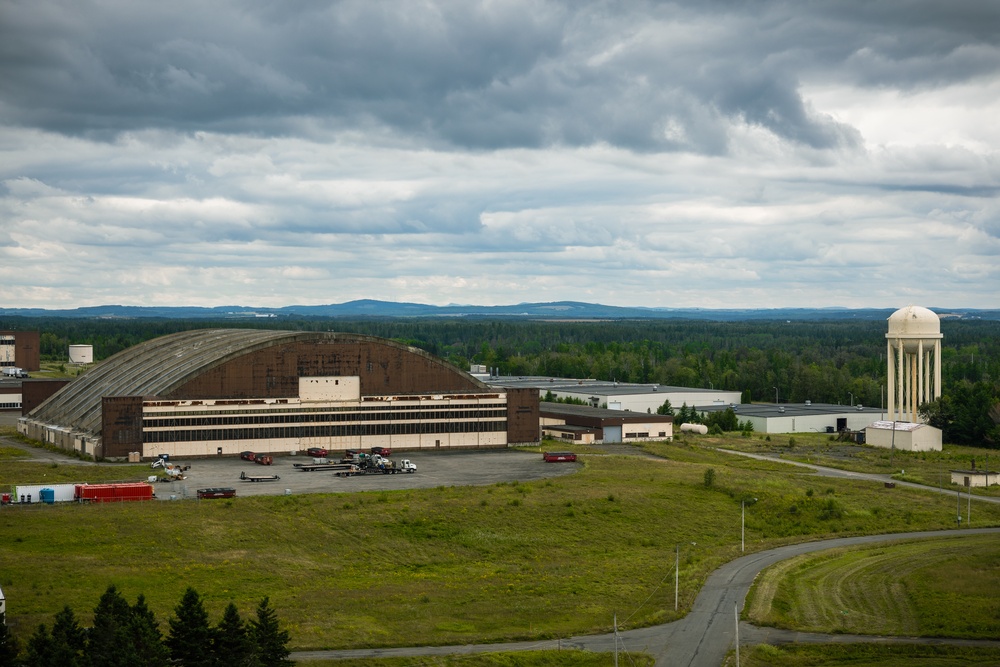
[19,329,539,460]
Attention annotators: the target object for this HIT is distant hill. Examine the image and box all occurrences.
[1,300,997,321]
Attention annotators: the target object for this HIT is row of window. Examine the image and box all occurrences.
[144,408,508,428]
[149,401,504,417]
[142,419,507,443]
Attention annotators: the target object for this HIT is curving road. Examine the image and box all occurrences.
[291,527,1000,665]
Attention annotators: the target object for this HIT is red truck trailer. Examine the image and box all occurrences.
[75,483,154,503]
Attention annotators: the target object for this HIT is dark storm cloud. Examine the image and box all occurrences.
[7,0,994,153]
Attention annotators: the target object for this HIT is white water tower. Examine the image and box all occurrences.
[886,306,942,423]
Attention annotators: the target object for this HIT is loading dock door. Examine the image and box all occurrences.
[603,426,622,443]
[837,418,847,432]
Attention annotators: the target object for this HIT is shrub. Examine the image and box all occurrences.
[704,468,716,488]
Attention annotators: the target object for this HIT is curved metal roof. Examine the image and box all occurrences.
[28,329,487,437]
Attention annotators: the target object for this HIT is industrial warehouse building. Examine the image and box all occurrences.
[483,375,741,413]
[19,329,539,460]
[539,401,673,444]
[697,402,885,435]
[1,330,40,372]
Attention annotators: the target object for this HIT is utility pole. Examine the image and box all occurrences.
[773,386,778,404]
[890,421,896,468]
[675,544,679,611]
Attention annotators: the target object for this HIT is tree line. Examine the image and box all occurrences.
[0,585,291,667]
[5,315,998,447]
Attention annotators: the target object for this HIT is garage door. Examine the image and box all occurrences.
[603,426,622,443]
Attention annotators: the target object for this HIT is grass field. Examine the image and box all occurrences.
[2,434,999,653]
[711,431,1000,498]
[745,534,1000,638]
[742,644,1000,666]
[300,652,653,667]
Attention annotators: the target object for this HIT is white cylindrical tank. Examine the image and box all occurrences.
[680,423,708,435]
[68,344,93,364]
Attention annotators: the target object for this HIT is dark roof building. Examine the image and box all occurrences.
[539,401,673,444]
[20,329,538,459]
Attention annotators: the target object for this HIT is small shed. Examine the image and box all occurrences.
[865,421,942,452]
[950,468,997,488]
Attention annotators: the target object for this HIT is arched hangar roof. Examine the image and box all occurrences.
[29,329,489,437]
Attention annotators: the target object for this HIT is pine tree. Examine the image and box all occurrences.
[87,585,133,667]
[249,598,291,667]
[23,625,53,667]
[129,595,170,667]
[50,606,85,667]
[0,612,22,667]
[213,603,256,667]
[168,588,213,667]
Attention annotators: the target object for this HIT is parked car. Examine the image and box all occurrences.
[370,446,392,457]
[307,447,328,458]
[254,455,273,465]
[543,451,578,462]
[240,451,257,462]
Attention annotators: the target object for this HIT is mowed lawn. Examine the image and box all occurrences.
[3,440,1000,652]
[746,533,1000,638]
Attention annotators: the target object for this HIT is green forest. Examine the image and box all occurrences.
[4,316,998,447]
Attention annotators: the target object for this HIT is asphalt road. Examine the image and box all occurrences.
[291,527,1000,666]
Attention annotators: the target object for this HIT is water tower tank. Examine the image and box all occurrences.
[887,306,941,353]
[68,344,94,364]
[886,306,942,423]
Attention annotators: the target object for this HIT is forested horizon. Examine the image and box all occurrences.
[4,315,998,446]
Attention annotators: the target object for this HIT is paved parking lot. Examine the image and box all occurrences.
[2,412,583,499]
[155,448,581,499]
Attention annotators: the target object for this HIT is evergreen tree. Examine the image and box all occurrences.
[87,585,133,667]
[50,606,85,667]
[168,588,214,667]
[129,594,170,667]
[249,598,291,667]
[214,603,256,667]
[0,612,22,667]
[23,625,53,667]
[656,398,673,416]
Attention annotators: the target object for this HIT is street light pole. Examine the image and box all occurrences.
[773,386,778,404]
[675,544,679,611]
[849,392,854,407]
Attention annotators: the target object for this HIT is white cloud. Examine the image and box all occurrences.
[0,1,997,309]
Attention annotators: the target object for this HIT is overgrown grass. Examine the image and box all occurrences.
[2,441,999,652]
[745,534,1000,638]
[300,651,653,666]
[742,643,1000,666]
[711,432,1000,497]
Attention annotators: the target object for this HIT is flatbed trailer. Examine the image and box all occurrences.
[293,462,354,472]
[240,471,281,482]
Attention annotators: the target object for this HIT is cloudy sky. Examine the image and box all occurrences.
[2,1,998,310]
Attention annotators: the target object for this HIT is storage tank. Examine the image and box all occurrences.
[680,423,708,435]
[68,344,94,364]
[39,488,55,504]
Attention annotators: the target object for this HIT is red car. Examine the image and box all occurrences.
[543,451,578,462]
[307,447,328,458]
[370,446,392,457]
[240,451,256,462]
